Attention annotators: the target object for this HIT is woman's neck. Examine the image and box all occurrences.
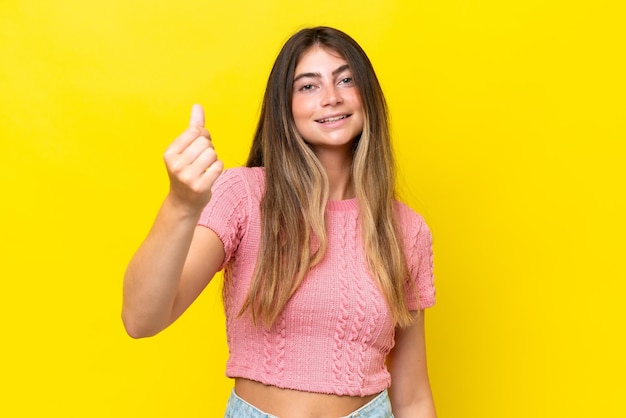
[316,151,354,201]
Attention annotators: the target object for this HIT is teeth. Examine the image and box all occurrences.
[319,115,347,123]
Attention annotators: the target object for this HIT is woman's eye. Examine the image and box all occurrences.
[299,84,314,91]
[339,77,353,85]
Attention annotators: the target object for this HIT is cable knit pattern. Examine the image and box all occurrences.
[198,167,436,396]
[331,218,349,385]
[346,211,366,388]
[362,280,382,389]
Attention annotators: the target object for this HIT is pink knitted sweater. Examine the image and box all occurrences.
[198,167,435,396]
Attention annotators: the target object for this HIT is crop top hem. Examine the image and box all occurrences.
[226,366,389,397]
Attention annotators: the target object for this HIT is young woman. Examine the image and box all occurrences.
[123,26,437,418]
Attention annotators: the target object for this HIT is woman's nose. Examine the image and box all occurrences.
[321,85,342,106]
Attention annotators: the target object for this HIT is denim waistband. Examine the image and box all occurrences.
[224,388,393,418]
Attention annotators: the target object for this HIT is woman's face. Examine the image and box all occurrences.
[291,46,364,154]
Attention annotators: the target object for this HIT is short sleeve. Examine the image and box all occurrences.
[398,204,436,311]
[198,168,250,270]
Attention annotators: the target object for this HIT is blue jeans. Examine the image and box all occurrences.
[224,389,394,417]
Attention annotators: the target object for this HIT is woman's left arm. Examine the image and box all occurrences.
[387,310,437,418]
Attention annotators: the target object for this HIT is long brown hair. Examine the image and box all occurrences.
[241,26,414,327]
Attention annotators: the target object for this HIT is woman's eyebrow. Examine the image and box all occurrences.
[293,64,350,83]
[332,64,350,76]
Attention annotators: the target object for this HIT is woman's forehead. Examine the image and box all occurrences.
[295,46,348,73]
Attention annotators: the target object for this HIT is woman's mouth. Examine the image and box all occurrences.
[316,114,350,123]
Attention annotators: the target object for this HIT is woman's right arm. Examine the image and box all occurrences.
[122,105,225,338]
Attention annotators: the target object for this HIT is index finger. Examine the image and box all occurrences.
[189,104,205,128]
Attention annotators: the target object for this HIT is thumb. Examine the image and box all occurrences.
[189,104,205,128]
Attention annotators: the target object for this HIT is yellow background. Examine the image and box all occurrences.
[1,0,624,416]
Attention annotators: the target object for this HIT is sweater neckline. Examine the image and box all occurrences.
[326,198,358,212]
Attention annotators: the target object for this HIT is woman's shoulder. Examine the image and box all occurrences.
[211,166,266,206]
[216,166,265,190]
[200,167,265,225]
[393,200,427,228]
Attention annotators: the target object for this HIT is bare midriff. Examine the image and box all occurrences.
[234,378,379,418]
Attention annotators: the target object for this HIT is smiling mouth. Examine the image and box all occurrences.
[316,115,350,123]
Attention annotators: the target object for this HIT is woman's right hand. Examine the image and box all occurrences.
[122,105,226,338]
[163,104,224,213]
